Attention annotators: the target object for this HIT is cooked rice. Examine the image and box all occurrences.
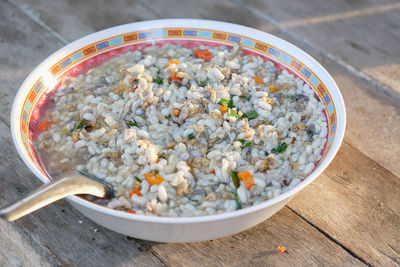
[35,42,327,217]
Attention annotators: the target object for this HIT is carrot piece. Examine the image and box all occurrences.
[173,108,180,116]
[194,49,213,60]
[253,76,263,85]
[210,170,215,174]
[166,60,180,67]
[219,105,228,115]
[129,187,142,197]
[277,246,286,253]
[144,173,165,186]
[237,171,255,190]
[269,84,278,93]
[38,120,51,131]
[168,73,182,83]
[126,210,136,214]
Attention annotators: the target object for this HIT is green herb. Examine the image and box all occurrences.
[153,76,164,85]
[72,120,92,132]
[288,94,296,101]
[61,128,68,136]
[241,110,259,120]
[239,95,251,101]
[157,152,165,158]
[264,151,269,156]
[230,170,240,190]
[228,109,238,117]
[126,120,139,128]
[153,170,159,175]
[227,190,242,210]
[188,197,199,203]
[218,98,230,106]
[240,141,253,149]
[218,98,234,108]
[234,196,241,210]
[200,80,208,87]
[271,143,288,153]
[188,133,195,140]
[134,176,142,182]
[238,139,246,143]
[227,99,234,108]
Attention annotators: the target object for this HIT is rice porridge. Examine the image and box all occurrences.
[35,42,327,217]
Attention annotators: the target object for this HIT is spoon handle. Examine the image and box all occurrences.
[0,172,111,222]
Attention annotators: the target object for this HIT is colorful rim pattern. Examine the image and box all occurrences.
[20,28,337,174]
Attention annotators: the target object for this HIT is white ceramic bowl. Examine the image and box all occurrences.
[11,19,345,242]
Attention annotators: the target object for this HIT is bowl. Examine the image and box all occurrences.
[11,19,345,242]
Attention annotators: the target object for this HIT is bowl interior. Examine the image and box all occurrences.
[11,19,344,220]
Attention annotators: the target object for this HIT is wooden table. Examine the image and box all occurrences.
[1,0,399,265]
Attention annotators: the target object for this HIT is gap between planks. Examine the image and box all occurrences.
[229,0,400,103]
[285,206,372,266]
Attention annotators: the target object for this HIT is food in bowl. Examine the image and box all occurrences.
[34,42,327,217]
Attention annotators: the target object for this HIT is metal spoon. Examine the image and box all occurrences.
[0,171,113,222]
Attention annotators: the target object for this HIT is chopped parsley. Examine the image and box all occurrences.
[239,95,251,101]
[218,99,234,108]
[264,151,269,156]
[188,197,199,203]
[200,80,208,87]
[61,128,68,136]
[218,98,229,106]
[271,143,288,153]
[188,133,196,140]
[238,139,246,143]
[227,190,242,210]
[126,120,139,128]
[157,152,165,158]
[72,120,93,132]
[240,141,253,149]
[153,76,164,85]
[153,170,160,175]
[134,176,142,182]
[228,109,238,117]
[288,94,296,101]
[230,170,240,189]
[241,110,259,120]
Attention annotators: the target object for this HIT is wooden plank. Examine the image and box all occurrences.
[144,207,362,266]
[0,1,65,117]
[238,0,400,96]
[10,0,267,42]
[301,42,400,179]
[0,219,51,266]
[9,0,158,42]
[288,141,400,266]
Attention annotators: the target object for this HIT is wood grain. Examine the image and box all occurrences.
[238,0,400,96]
[289,141,400,266]
[0,219,51,266]
[145,207,362,266]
